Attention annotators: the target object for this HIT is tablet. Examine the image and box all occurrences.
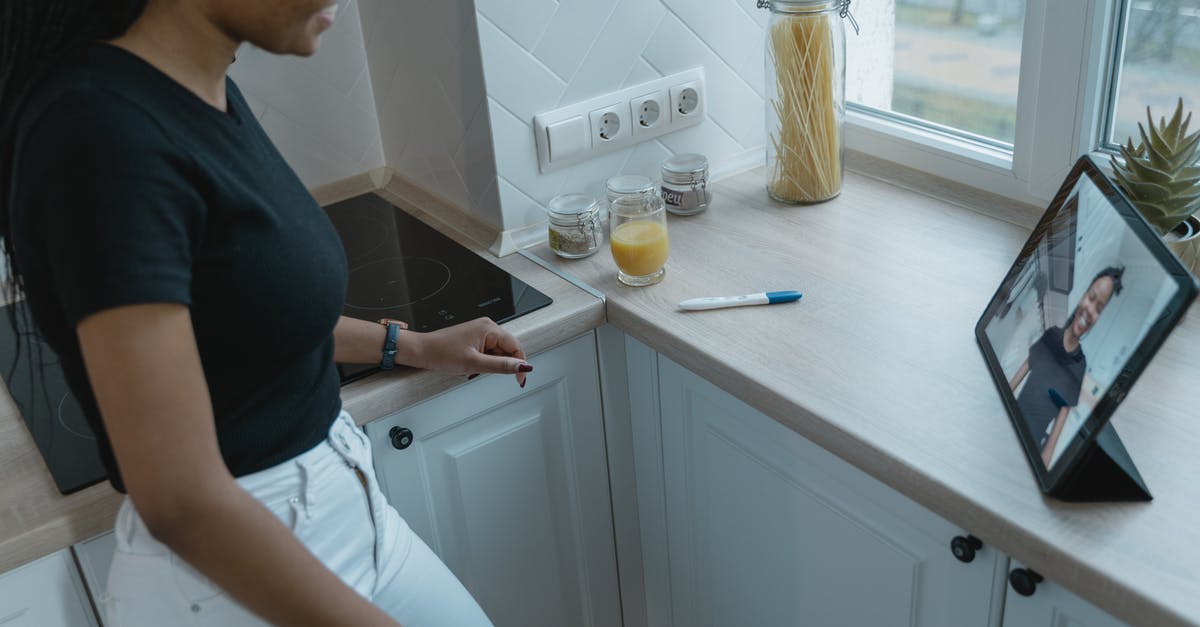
[975,156,1198,494]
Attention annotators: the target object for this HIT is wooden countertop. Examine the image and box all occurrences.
[532,165,1200,627]
[0,173,605,575]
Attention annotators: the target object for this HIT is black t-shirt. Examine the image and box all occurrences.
[9,43,348,493]
[1016,326,1086,448]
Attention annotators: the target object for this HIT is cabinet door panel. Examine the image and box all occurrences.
[658,356,1004,627]
[0,551,98,627]
[366,333,619,627]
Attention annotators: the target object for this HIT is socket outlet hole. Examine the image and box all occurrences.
[677,87,699,115]
[638,100,661,128]
[598,111,621,140]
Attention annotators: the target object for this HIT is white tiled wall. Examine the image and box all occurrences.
[230,1,879,240]
[476,0,772,233]
[228,0,385,190]
[358,0,504,231]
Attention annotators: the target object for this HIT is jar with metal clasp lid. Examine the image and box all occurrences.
[660,153,710,216]
[546,193,603,258]
[757,0,857,204]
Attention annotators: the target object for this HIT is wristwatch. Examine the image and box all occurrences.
[377,318,409,370]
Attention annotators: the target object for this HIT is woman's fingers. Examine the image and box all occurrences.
[474,319,529,386]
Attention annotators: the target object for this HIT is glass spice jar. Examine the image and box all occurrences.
[758,0,853,204]
[606,174,657,208]
[546,193,602,259]
[660,153,710,216]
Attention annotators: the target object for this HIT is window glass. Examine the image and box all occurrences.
[1107,1,1200,148]
[847,0,1027,146]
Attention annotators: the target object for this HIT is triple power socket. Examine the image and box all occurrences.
[533,68,706,173]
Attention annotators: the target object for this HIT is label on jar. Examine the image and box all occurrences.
[661,185,705,213]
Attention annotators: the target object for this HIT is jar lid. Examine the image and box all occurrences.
[606,175,655,196]
[758,0,841,11]
[662,153,709,175]
[546,193,600,219]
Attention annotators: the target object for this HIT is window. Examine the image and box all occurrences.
[849,0,1027,147]
[1106,1,1200,148]
[841,0,1166,206]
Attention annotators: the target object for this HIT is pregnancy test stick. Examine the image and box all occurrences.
[677,290,802,311]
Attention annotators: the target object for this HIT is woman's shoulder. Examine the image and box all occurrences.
[20,44,178,146]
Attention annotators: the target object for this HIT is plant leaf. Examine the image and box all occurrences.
[1120,152,1173,184]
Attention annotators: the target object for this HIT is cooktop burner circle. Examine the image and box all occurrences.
[57,392,95,441]
[335,214,391,263]
[345,256,452,310]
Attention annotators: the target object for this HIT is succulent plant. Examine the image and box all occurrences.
[1110,98,1200,235]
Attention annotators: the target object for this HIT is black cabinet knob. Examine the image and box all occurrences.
[389,426,414,450]
[1009,568,1044,597]
[950,535,983,563]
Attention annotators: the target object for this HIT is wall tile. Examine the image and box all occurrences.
[230,0,383,189]
[558,0,666,104]
[660,0,761,76]
[487,100,571,204]
[657,118,745,162]
[623,58,663,88]
[498,176,552,229]
[477,15,566,123]
[477,0,558,50]
[365,0,497,226]
[532,1,620,81]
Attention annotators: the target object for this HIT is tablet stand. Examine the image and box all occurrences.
[1050,423,1152,502]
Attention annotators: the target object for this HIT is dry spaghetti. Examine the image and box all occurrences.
[767,11,842,203]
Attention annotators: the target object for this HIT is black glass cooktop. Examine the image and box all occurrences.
[0,301,103,494]
[326,193,553,383]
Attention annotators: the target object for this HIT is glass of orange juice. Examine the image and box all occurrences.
[607,175,669,287]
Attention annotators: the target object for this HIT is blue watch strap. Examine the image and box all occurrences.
[380,322,401,370]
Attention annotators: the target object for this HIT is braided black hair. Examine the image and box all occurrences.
[0,0,147,299]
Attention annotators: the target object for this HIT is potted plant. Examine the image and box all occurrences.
[1110,98,1200,276]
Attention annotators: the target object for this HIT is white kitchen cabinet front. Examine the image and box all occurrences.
[625,337,1009,627]
[1002,560,1130,627]
[0,550,98,627]
[365,332,621,627]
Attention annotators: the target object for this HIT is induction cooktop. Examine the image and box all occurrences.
[325,193,553,383]
[0,300,103,494]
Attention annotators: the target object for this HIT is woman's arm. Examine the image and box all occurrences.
[333,315,531,386]
[1040,405,1072,467]
[1008,357,1030,393]
[78,304,401,627]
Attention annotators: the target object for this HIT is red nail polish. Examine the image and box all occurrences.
[518,364,533,373]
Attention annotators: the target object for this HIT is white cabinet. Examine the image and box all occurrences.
[620,337,1008,627]
[365,332,621,627]
[72,532,116,626]
[1002,561,1130,627]
[0,550,97,627]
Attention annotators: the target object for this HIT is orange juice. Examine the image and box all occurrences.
[611,221,669,277]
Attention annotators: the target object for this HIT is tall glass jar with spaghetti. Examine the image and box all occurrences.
[758,0,849,204]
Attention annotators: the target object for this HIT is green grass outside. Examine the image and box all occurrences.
[891,83,1017,144]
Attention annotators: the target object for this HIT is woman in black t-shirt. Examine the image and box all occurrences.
[1,2,526,625]
[1008,267,1124,467]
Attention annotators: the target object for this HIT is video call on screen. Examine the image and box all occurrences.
[984,173,1179,469]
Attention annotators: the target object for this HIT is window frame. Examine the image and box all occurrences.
[844,0,1124,207]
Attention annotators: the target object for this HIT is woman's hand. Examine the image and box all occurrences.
[397,317,532,387]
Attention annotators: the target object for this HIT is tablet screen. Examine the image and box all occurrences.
[979,158,1190,475]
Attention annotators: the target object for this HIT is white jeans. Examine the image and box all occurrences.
[104,411,493,627]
